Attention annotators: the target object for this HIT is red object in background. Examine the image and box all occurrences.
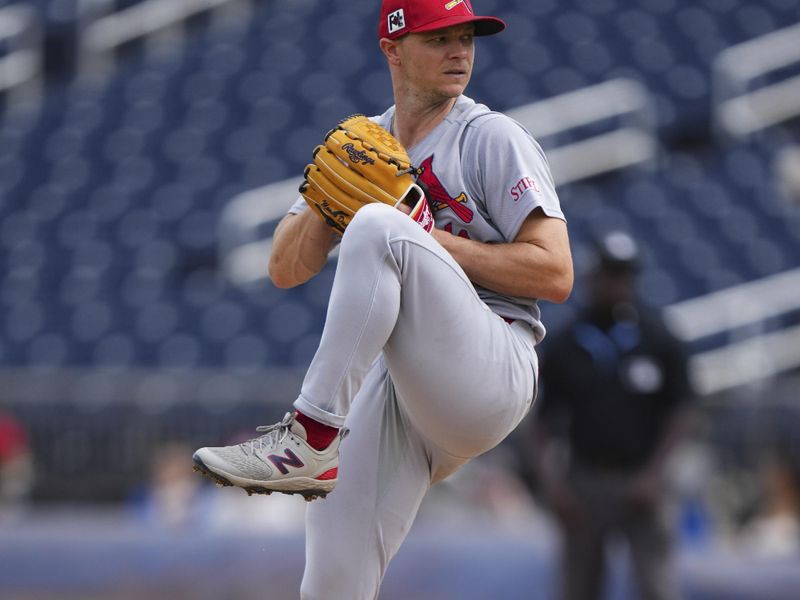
[0,414,29,462]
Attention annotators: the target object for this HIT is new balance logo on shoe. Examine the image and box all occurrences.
[268,448,305,474]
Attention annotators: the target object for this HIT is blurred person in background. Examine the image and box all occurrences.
[738,412,800,559]
[129,441,209,529]
[530,230,694,600]
[0,411,34,519]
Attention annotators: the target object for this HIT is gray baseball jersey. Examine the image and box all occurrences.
[289,94,565,343]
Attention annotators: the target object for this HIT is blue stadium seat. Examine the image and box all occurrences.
[223,333,271,370]
[92,332,137,367]
[157,332,203,368]
[26,332,69,366]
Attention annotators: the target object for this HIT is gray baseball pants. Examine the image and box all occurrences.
[293,204,538,600]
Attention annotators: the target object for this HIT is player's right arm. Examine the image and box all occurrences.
[268,208,338,288]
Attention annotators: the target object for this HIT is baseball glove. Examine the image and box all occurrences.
[299,115,434,235]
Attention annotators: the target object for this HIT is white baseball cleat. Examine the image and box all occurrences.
[192,412,347,501]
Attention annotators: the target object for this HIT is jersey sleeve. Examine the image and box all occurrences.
[464,114,565,241]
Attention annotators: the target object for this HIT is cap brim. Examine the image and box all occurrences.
[399,15,506,38]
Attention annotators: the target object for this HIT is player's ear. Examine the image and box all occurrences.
[380,37,402,66]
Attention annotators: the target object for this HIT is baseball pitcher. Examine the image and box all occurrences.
[193,0,573,597]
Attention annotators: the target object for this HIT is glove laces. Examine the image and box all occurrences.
[396,165,419,177]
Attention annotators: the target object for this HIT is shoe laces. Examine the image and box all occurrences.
[242,412,295,455]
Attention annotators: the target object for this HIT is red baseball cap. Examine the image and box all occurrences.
[379,0,506,40]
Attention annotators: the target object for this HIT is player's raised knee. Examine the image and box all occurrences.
[349,202,399,228]
[343,203,411,244]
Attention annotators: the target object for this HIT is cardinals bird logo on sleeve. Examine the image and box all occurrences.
[417,156,474,223]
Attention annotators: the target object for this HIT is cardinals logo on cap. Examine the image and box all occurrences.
[445,0,473,12]
[388,9,405,33]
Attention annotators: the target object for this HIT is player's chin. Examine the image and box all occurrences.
[438,80,469,98]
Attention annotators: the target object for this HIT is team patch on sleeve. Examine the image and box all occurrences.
[509,176,541,202]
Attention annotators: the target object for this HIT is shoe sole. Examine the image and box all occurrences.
[192,455,334,502]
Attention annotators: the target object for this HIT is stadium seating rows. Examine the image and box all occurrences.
[0,0,799,371]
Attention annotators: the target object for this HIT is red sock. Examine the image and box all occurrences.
[295,411,339,450]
